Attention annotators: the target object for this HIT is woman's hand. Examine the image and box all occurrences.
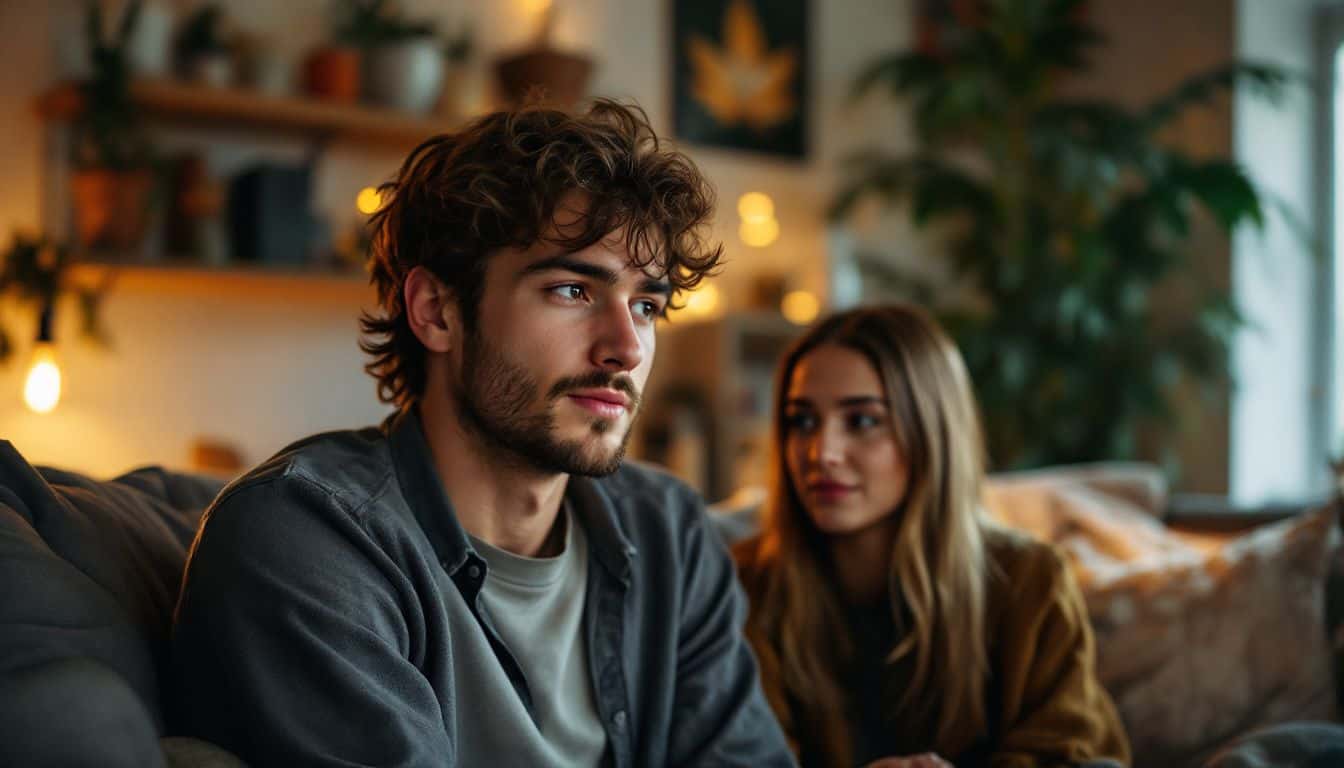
[862,754,953,768]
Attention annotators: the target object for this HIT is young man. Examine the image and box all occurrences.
[169,101,794,767]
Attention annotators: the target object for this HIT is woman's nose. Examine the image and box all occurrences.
[807,422,846,467]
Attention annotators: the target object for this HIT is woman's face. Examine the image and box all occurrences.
[784,344,910,536]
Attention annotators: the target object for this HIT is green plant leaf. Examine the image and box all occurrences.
[848,52,943,103]
[1173,160,1264,231]
[1144,62,1294,132]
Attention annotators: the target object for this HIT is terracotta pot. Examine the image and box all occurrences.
[303,46,360,103]
[70,168,154,252]
[434,65,470,118]
[493,48,593,110]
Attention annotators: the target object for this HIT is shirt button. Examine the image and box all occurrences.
[467,565,482,580]
[612,710,627,729]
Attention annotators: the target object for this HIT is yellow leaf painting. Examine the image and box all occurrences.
[686,0,799,133]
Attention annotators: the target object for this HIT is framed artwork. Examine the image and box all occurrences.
[671,0,809,159]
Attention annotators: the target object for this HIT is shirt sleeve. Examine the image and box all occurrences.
[666,509,797,767]
[170,476,454,767]
[991,544,1132,768]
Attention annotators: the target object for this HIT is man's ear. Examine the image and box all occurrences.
[404,266,461,354]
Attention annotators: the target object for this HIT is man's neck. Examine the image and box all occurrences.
[419,395,569,559]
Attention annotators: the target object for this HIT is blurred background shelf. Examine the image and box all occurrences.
[67,260,373,303]
[36,78,462,148]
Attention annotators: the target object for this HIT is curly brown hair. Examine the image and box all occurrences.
[359,99,722,408]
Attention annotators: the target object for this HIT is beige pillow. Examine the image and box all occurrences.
[986,478,1339,767]
[1086,509,1339,767]
[984,477,1199,589]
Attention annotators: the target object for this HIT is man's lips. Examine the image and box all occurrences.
[567,388,632,409]
[566,388,632,418]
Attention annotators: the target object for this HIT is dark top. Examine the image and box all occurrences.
[736,527,1131,768]
[170,408,794,767]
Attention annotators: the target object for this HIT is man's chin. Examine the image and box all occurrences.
[549,427,630,476]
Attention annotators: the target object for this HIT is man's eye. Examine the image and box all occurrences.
[634,300,665,320]
[552,285,587,301]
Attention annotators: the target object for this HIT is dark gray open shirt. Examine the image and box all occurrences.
[170,408,793,766]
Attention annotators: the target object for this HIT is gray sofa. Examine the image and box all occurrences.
[0,441,241,767]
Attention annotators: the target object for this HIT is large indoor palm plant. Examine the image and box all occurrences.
[831,0,1291,470]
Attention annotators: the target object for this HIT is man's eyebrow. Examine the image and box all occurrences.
[639,277,673,297]
[520,254,672,296]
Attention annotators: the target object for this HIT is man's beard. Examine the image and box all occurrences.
[452,328,641,477]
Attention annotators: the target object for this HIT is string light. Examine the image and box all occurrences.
[780,290,819,325]
[356,186,383,215]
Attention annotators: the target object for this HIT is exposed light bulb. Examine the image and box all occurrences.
[737,192,775,222]
[23,342,61,414]
[680,282,720,319]
[739,216,780,248]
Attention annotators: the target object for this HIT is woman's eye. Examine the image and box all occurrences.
[847,413,881,431]
[783,412,817,432]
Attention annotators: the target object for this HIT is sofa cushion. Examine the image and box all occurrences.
[986,474,1340,767]
[0,441,223,733]
[0,657,167,768]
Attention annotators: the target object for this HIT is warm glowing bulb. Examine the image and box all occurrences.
[737,192,775,222]
[23,343,61,414]
[680,283,720,319]
[356,187,383,215]
[739,216,780,248]
[781,290,820,326]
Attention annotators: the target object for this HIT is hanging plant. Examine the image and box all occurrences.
[0,234,112,363]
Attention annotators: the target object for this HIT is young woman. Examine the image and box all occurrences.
[733,305,1129,768]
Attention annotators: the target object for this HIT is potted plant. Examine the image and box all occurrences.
[124,0,174,78]
[0,233,112,366]
[435,19,475,117]
[71,0,157,253]
[829,0,1292,471]
[336,0,444,114]
[493,2,592,110]
[175,3,235,87]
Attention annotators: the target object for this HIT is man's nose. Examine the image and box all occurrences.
[591,302,645,373]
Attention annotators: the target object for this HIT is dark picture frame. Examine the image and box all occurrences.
[671,0,809,159]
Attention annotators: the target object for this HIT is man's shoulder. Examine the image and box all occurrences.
[215,426,396,519]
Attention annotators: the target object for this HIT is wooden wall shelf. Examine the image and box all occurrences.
[36,78,462,148]
[68,261,376,304]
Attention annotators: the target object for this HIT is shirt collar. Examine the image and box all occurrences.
[386,405,636,582]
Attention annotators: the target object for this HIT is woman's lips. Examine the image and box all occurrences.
[808,482,856,502]
[567,395,627,419]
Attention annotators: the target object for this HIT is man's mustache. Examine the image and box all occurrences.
[548,371,642,411]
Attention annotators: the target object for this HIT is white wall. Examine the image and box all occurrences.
[1231,0,1330,502]
[0,0,908,476]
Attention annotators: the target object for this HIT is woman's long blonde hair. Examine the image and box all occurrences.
[744,305,991,765]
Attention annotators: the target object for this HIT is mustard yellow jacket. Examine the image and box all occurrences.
[733,526,1131,768]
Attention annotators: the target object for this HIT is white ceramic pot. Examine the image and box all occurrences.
[188,53,235,88]
[364,38,445,114]
[248,50,292,96]
[127,1,174,77]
